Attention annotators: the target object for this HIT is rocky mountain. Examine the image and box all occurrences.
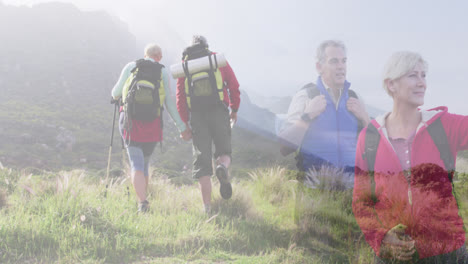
[244,89,292,115]
[0,2,138,169]
[0,2,136,104]
[237,90,279,139]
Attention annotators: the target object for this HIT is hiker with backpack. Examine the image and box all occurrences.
[176,35,240,214]
[352,51,468,262]
[111,43,191,213]
[279,40,370,188]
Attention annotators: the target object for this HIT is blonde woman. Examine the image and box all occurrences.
[353,51,468,263]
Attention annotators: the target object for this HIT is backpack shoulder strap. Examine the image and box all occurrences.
[348,89,358,99]
[206,53,221,94]
[301,83,320,99]
[426,118,455,182]
[125,60,143,92]
[365,118,454,202]
[347,89,364,133]
[133,58,145,70]
[128,59,140,74]
[364,123,381,203]
[152,61,164,76]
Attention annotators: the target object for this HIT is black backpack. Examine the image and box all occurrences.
[122,59,164,123]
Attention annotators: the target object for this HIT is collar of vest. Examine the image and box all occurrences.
[316,76,351,96]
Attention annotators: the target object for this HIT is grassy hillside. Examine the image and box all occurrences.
[460,151,468,162]
[0,166,367,263]
[1,159,468,263]
[0,3,136,171]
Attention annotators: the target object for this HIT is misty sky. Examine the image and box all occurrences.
[4,0,468,114]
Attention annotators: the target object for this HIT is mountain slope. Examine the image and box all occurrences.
[0,3,136,169]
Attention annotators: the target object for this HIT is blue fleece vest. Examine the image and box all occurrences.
[300,77,359,171]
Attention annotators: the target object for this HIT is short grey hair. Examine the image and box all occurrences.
[382,51,428,96]
[316,40,346,63]
[144,43,162,58]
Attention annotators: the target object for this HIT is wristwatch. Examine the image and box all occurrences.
[301,113,313,122]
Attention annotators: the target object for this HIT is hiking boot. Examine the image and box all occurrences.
[138,200,149,213]
[216,164,232,200]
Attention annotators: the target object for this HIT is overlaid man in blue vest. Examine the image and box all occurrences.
[279,40,370,188]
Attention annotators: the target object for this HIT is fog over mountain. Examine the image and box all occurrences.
[0,2,287,169]
[4,0,468,115]
[0,2,138,168]
[0,2,136,103]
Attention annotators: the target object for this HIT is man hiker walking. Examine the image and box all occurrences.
[279,40,370,188]
[176,35,241,214]
[112,43,191,212]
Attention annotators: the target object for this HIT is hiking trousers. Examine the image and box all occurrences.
[190,102,231,179]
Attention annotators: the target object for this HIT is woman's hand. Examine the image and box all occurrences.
[380,224,416,261]
[180,127,192,141]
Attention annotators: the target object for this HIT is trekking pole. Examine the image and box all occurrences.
[121,126,131,201]
[106,98,119,183]
[120,130,126,169]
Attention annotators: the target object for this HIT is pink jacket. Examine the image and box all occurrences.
[353,106,468,259]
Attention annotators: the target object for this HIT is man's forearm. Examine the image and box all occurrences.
[278,119,310,147]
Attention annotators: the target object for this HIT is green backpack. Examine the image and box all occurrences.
[182,44,224,112]
[122,59,165,123]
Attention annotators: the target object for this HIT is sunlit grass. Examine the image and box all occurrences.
[0,166,319,263]
[6,163,468,263]
[457,157,468,174]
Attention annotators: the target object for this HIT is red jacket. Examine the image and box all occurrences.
[176,60,240,123]
[121,114,162,142]
[353,107,468,259]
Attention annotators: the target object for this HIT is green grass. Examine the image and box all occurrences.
[0,164,467,263]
